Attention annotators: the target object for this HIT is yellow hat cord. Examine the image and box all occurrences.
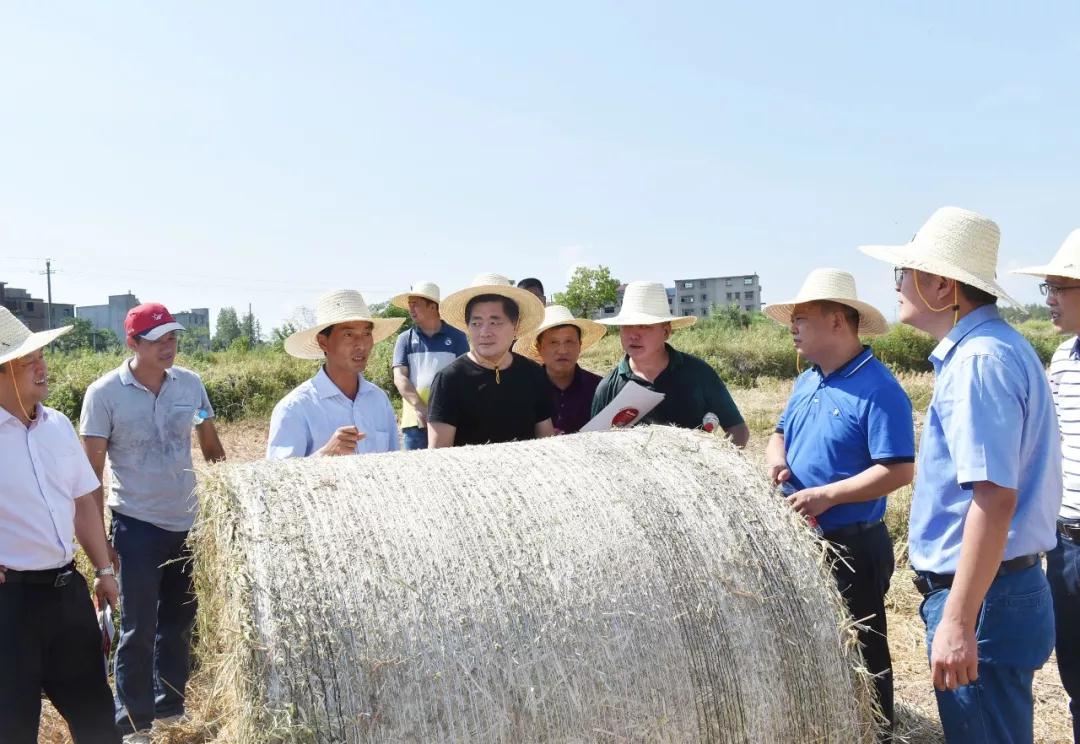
[7,367,37,423]
[473,350,512,384]
[913,269,960,327]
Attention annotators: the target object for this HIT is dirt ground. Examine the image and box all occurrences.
[39,408,1074,743]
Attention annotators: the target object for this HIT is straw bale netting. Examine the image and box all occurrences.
[193,426,878,743]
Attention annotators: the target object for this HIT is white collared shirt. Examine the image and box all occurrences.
[266,367,400,458]
[0,404,99,571]
[1049,336,1080,520]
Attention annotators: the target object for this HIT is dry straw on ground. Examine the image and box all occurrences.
[192,426,879,743]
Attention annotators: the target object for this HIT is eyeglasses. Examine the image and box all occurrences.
[893,267,907,290]
[1039,282,1080,298]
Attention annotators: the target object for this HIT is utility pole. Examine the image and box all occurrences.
[41,259,56,330]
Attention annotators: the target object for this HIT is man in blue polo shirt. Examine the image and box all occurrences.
[861,207,1061,743]
[390,282,469,450]
[764,269,914,733]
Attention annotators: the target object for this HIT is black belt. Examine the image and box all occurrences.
[1059,520,1080,543]
[2,562,77,588]
[912,554,1040,596]
[822,520,885,541]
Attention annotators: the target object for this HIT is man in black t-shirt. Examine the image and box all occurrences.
[428,273,553,447]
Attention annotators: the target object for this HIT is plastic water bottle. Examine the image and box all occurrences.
[702,412,720,433]
[192,408,209,427]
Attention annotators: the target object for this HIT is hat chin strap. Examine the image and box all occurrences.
[913,270,960,327]
[6,368,37,423]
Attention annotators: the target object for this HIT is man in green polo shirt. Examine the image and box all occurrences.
[591,281,748,446]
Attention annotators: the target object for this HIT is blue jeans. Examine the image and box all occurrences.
[111,512,196,734]
[919,564,1055,743]
[402,426,428,450]
[1047,526,1080,743]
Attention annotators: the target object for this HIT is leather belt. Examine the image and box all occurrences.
[1059,520,1080,543]
[912,554,1040,596]
[822,520,885,541]
[2,562,77,588]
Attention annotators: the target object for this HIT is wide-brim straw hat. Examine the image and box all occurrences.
[763,268,888,336]
[858,206,1019,305]
[0,307,72,366]
[390,281,441,311]
[440,273,546,336]
[1012,229,1080,281]
[596,281,696,329]
[284,289,405,360]
[515,305,607,362]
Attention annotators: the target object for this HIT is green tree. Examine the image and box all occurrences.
[214,307,242,350]
[52,318,120,352]
[369,300,413,331]
[240,309,262,346]
[1000,302,1050,323]
[553,266,620,318]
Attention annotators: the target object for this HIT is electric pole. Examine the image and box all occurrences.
[41,259,55,330]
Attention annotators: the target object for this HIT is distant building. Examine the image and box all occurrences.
[173,308,211,348]
[673,274,761,318]
[0,281,75,331]
[77,292,140,340]
[593,285,676,320]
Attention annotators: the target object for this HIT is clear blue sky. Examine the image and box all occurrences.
[2,2,1077,330]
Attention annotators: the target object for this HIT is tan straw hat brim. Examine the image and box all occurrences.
[439,285,546,337]
[390,290,441,311]
[516,317,607,363]
[1012,230,1080,281]
[596,312,696,330]
[764,298,888,336]
[284,317,404,360]
[0,324,72,367]
[859,243,1019,306]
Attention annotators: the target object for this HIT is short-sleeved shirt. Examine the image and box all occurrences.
[547,365,602,434]
[1048,336,1080,520]
[591,344,744,430]
[392,322,470,429]
[428,353,551,446]
[1,404,99,571]
[80,361,214,533]
[776,347,915,532]
[267,367,400,459]
[910,305,1062,574]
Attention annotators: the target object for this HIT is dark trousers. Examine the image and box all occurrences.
[1047,526,1080,743]
[0,568,120,744]
[402,425,428,450]
[111,512,196,734]
[827,521,895,731]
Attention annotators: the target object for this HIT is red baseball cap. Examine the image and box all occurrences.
[125,303,186,340]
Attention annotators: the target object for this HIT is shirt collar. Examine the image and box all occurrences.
[812,346,875,382]
[929,304,1002,368]
[0,402,48,429]
[313,366,368,400]
[119,359,176,389]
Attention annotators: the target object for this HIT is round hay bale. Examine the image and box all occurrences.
[193,426,878,743]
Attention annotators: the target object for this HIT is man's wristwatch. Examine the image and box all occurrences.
[95,565,116,579]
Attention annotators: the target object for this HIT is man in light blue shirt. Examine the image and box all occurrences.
[861,207,1061,743]
[268,290,403,458]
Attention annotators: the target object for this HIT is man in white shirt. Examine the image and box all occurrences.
[0,308,120,744]
[268,290,403,458]
[1015,229,1080,742]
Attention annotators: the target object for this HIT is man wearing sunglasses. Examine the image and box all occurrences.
[1015,229,1080,743]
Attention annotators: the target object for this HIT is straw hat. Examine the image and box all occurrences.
[763,268,888,336]
[390,281,441,311]
[0,307,72,367]
[439,273,546,336]
[858,206,1018,305]
[1012,229,1080,281]
[284,290,405,360]
[597,281,696,329]
[515,305,607,362]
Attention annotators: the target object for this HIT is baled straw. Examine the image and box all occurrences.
[193,426,878,742]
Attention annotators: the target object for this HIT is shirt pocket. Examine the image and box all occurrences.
[168,402,197,437]
[366,430,390,453]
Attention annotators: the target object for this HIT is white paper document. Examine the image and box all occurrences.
[580,381,665,433]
